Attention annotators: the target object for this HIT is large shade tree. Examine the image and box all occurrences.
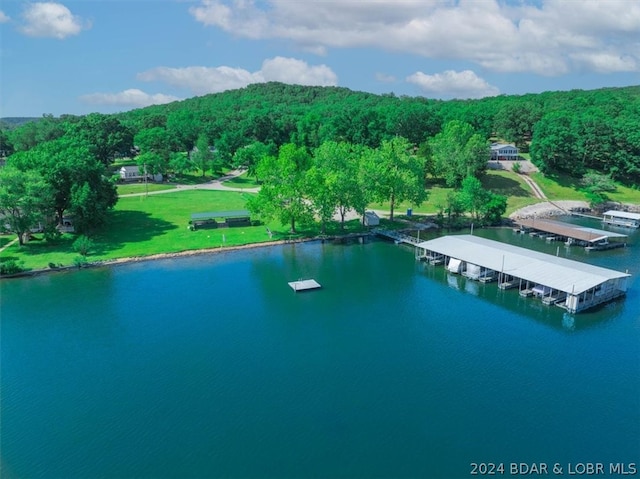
[7,137,118,234]
[428,120,489,187]
[305,141,368,232]
[0,166,53,245]
[247,143,313,233]
[67,113,134,165]
[364,136,428,221]
[529,111,578,174]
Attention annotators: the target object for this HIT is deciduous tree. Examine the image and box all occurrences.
[305,141,365,232]
[365,137,427,221]
[429,120,488,187]
[0,166,53,245]
[247,143,312,233]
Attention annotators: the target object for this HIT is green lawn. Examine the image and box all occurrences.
[607,183,640,204]
[222,172,261,189]
[369,169,539,217]
[3,167,639,273]
[530,172,589,201]
[116,183,176,195]
[529,171,640,204]
[0,190,367,271]
[481,170,540,214]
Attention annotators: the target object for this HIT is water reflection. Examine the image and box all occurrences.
[420,260,614,332]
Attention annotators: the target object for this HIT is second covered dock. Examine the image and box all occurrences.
[513,218,628,250]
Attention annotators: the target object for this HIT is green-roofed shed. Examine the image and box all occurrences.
[190,210,251,230]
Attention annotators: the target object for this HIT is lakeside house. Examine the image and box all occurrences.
[490,142,519,161]
[119,166,163,183]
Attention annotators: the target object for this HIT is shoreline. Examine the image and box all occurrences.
[0,235,356,279]
[4,200,639,279]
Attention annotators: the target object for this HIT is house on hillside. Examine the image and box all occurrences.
[119,166,162,182]
[490,143,519,161]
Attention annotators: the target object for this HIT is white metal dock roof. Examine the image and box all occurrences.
[416,235,630,295]
[603,210,640,220]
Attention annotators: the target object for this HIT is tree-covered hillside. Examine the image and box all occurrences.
[6,82,638,182]
[1,83,639,244]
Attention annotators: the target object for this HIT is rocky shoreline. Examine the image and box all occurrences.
[508,200,591,220]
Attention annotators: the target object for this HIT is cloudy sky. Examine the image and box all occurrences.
[1,0,639,117]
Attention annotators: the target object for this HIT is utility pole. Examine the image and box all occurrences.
[144,162,148,197]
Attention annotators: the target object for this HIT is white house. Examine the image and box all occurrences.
[490,143,519,161]
[119,166,162,182]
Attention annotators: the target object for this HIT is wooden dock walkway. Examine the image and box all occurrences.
[372,228,421,246]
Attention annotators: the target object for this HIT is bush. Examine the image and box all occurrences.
[73,256,88,268]
[43,225,62,243]
[73,235,94,256]
[512,161,522,174]
[0,259,25,275]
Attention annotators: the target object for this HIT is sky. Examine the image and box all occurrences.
[1,0,639,118]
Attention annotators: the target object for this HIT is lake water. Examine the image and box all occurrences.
[2,224,639,478]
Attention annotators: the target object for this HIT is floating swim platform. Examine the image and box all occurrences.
[288,279,322,292]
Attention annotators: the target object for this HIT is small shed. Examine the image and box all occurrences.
[364,211,380,226]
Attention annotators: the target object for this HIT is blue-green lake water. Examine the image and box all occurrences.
[2,224,639,478]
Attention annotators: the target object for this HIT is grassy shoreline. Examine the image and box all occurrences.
[3,168,639,276]
[0,236,321,279]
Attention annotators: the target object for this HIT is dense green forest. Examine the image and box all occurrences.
[1,82,639,242]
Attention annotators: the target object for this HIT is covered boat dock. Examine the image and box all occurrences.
[189,210,252,230]
[513,218,628,250]
[416,235,630,313]
[602,210,640,228]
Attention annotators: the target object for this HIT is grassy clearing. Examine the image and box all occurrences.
[607,183,640,204]
[481,170,540,214]
[530,171,640,204]
[222,172,261,189]
[530,172,589,201]
[116,183,176,195]
[0,190,368,271]
[369,169,539,216]
[0,236,15,249]
[3,167,639,273]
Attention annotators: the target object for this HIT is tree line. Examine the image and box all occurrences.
[249,135,506,234]
[1,83,638,243]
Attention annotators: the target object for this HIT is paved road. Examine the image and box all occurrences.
[0,237,19,253]
[118,169,259,198]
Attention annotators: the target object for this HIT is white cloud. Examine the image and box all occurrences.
[570,52,638,74]
[406,70,500,99]
[19,2,90,39]
[138,66,261,95]
[0,10,10,23]
[80,89,180,108]
[138,57,337,95]
[260,57,337,86]
[188,0,640,76]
